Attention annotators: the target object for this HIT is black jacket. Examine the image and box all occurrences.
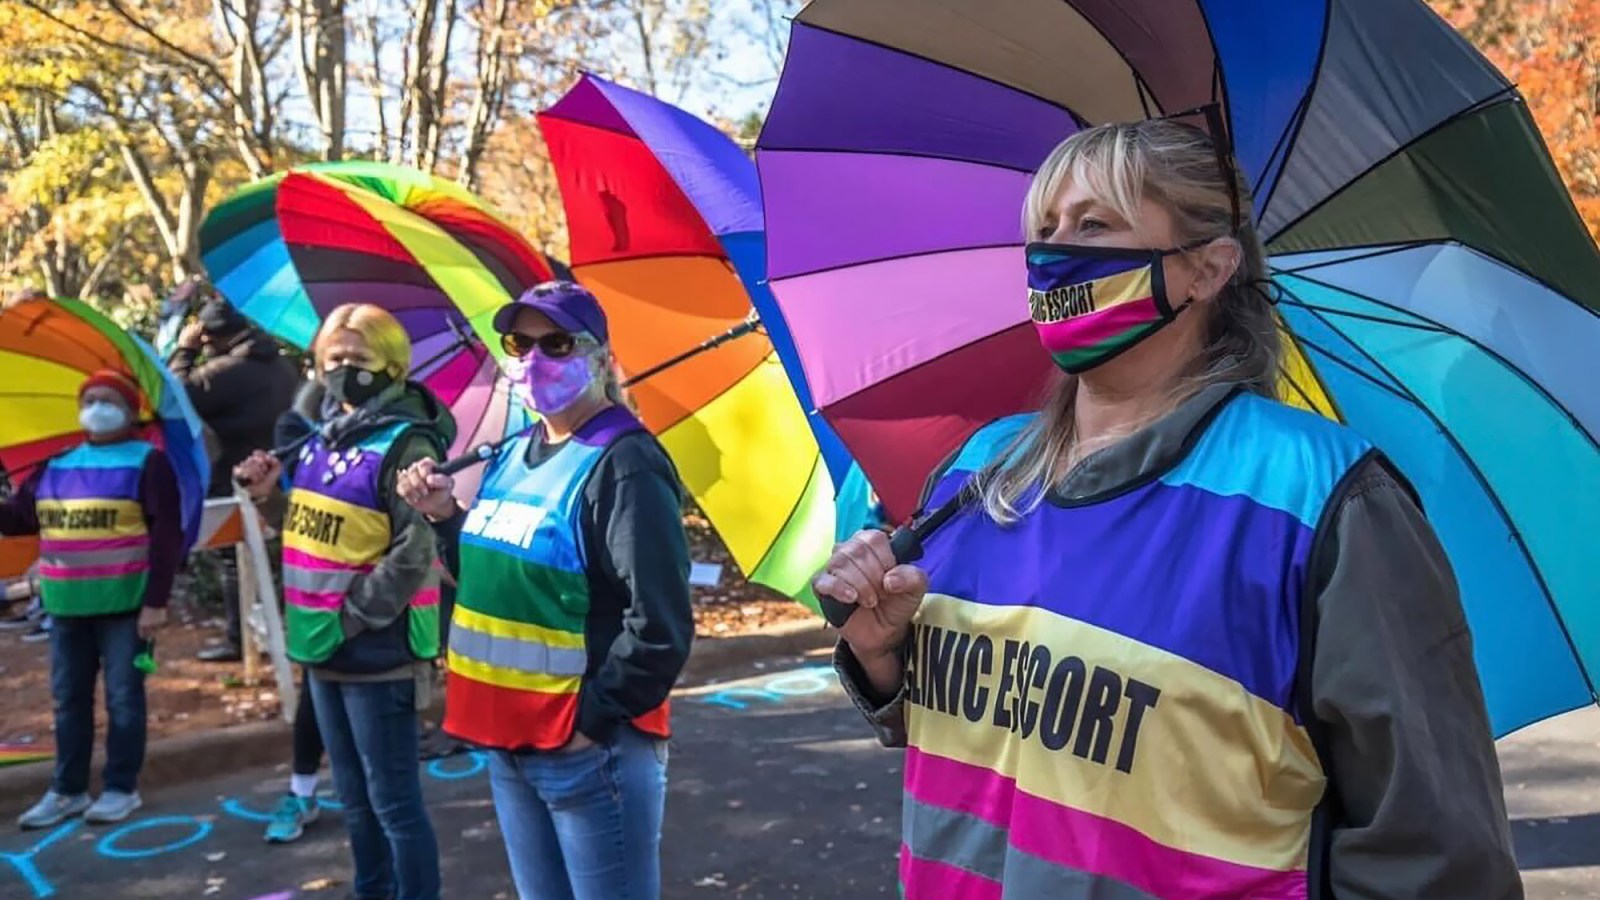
[169,328,300,496]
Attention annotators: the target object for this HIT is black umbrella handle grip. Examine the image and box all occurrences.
[436,442,501,476]
[231,443,298,489]
[815,524,928,629]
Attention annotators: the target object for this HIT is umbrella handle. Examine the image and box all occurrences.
[815,521,932,629]
[436,441,501,476]
[816,484,974,628]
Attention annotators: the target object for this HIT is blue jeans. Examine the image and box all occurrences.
[488,728,669,900]
[309,674,441,900]
[50,612,145,795]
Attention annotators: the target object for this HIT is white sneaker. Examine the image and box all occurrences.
[17,791,90,829]
[82,790,142,824]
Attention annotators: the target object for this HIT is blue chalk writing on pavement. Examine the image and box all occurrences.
[0,820,79,899]
[96,816,214,861]
[699,666,834,710]
[427,750,488,781]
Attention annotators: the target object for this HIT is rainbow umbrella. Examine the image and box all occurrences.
[757,0,1600,737]
[536,74,847,606]
[0,296,211,573]
[198,161,561,504]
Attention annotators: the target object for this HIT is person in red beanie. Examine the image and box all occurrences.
[0,369,184,830]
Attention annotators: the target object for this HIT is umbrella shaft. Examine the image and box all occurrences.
[621,319,760,388]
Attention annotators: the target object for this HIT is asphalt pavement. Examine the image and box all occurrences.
[1,657,1596,900]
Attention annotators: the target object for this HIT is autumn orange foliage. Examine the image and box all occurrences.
[1431,0,1600,243]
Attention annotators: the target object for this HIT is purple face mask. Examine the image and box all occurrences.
[505,350,594,415]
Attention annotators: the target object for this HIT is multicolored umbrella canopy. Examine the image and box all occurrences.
[757,0,1600,736]
[538,73,848,606]
[198,161,560,504]
[0,296,211,571]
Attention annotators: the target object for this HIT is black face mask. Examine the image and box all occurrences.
[325,365,393,407]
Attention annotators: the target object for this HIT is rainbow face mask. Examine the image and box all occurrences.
[1025,241,1198,374]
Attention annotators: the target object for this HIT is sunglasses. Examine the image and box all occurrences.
[500,331,582,359]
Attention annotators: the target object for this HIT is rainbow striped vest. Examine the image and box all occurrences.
[35,441,155,617]
[283,423,441,666]
[446,407,670,751]
[901,393,1372,899]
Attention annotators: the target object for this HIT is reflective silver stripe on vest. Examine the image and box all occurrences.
[283,567,359,595]
[448,622,588,678]
[39,544,149,568]
[902,795,1161,900]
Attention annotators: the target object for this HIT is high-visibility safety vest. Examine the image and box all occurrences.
[445,407,671,751]
[35,441,155,617]
[900,392,1373,899]
[283,422,440,666]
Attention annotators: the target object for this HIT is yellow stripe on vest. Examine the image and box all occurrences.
[283,489,391,566]
[446,650,583,695]
[906,595,1323,872]
[37,499,146,540]
[452,605,586,652]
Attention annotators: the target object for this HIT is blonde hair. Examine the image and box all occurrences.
[980,119,1281,524]
[312,303,412,378]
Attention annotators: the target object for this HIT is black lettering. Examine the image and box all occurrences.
[928,628,961,715]
[1072,666,1124,764]
[1018,645,1051,740]
[946,633,971,718]
[991,640,1019,730]
[1027,282,1098,323]
[1116,679,1162,774]
[961,636,993,724]
[920,623,934,707]
[1038,655,1087,752]
[903,625,921,707]
[286,502,346,547]
[1011,642,1031,732]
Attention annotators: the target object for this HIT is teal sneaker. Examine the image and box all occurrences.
[264,793,319,843]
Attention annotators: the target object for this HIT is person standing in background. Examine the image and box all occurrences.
[236,303,451,900]
[4,371,184,829]
[168,293,298,662]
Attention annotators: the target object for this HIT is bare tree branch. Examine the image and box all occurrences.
[458,0,513,191]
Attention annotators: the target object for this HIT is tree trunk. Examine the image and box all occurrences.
[457,0,512,191]
[419,0,458,172]
[399,0,441,167]
[295,0,348,161]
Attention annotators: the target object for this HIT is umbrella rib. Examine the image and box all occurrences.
[739,447,826,587]
[1275,240,1438,274]
[1263,88,1519,243]
[1257,92,1311,201]
[1276,327,1347,423]
[1280,264,1600,451]
[1278,365,1327,416]
[1274,297,1446,333]
[1255,0,1337,229]
[1289,297,1597,702]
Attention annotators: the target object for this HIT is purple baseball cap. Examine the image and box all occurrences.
[492,280,609,344]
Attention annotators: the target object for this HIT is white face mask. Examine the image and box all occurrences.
[79,401,130,437]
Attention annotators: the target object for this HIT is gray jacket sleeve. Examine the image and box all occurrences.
[1310,458,1524,897]
[340,435,440,636]
[834,640,910,748]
